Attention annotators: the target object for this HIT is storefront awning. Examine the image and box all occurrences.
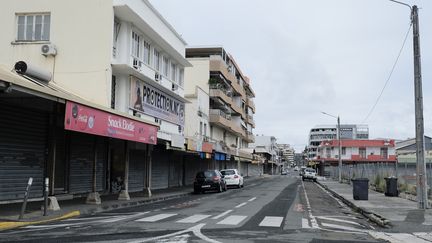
[0,65,159,145]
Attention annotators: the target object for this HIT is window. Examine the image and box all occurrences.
[143,40,151,65]
[342,147,346,155]
[179,68,184,87]
[199,121,203,135]
[111,76,116,109]
[131,31,141,58]
[163,56,169,77]
[16,14,50,41]
[153,49,161,71]
[380,148,388,159]
[359,148,366,159]
[204,123,207,136]
[171,63,176,81]
[326,148,331,158]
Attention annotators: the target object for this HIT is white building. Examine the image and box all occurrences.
[0,0,191,201]
[308,124,369,160]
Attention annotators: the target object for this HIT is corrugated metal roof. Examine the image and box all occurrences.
[319,139,395,147]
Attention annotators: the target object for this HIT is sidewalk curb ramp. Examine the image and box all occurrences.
[316,181,391,228]
[0,191,191,231]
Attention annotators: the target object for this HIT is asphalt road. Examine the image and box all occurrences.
[0,173,386,243]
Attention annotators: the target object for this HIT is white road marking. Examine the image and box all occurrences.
[321,222,365,232]
[217,215,247,225]
[212,210,233,219]
[258,216,284,227]
[176,214,211,223]
[127,223,221,243]
[248,197,257,202]
[302,218,311,228]
[63,216,113,221]
[135,213,177,222]
[97,212,150,223]
[368,232,432,243]
[301,180,319,229]
[24,224,74,229]
[235,202,247,208]
[317,216,363,226]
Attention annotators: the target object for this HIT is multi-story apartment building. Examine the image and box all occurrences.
[317,139,396,164]
[308,124,369,160]
[250,135,281,174]
[184,46,256,173]
[0,0,189,203]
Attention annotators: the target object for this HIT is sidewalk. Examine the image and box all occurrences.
[318,179,432,232]
[0,175,265,231]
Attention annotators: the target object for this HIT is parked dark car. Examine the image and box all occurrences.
[194,170,227,194]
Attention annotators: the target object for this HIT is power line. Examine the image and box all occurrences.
[361,22,412,124]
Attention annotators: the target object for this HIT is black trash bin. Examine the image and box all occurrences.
[352,178,369,200]
[384,177,398,197]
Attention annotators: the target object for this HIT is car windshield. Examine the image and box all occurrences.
[221,170,235,175]
[306,169,316,173]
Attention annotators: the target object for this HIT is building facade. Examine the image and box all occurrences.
[184,46,259,177]
[250,136,281,174]
[308,124,369,160]
[0,0,189,203]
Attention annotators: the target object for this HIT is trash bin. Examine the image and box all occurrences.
[352,178,369,200]
[384,177,398,197]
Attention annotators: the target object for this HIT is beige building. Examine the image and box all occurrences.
[184,46,257,174]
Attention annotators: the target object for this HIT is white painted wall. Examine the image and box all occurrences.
[0,0,113,107]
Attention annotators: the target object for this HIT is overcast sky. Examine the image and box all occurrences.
[151,0,432,152]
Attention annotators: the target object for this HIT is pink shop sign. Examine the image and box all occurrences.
[64,101,157,145]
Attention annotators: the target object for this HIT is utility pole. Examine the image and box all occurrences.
[412,5,428,209]
[390,0,428,210]
[337,116,342,183]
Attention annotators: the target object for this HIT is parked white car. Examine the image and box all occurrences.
[302,168,317,182]
[220,169,244,188]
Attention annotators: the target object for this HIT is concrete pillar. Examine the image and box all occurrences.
[87,138,101,204]
[118,141,130,200]
[145,144,153,197]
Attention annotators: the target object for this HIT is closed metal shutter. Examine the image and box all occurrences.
[129,149,145,192]
[169,154,182,188]
[69,133,106,194]
[151,146,169,190]
[0,105,48,201]
[248,164,262,177]
[184,155,201,186]
[240,162,248,176]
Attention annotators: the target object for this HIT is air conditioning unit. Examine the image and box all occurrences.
[155,73,162,81]
[197,110,202,117]
[41,44,57,56]
[133,59,142,70]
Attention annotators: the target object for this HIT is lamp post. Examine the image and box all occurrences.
[322,112,342,183]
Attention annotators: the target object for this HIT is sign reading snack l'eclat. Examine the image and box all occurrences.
[130,76,185,126]
[64,101,157,145]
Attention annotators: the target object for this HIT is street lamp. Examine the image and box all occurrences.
[321,112,342,183]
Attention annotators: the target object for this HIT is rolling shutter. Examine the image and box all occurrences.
[129,149,145,192]
[0,105,48,201]
[151,146,169,190]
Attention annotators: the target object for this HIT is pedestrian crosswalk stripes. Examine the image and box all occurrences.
[135,213,177,222]
[176,214,211,223]
[216,215,248,225]
[258,216,284,227]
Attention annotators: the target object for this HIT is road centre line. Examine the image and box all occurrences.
[212,210,233,219]
[248,197,257,202]
[235,202,247,208]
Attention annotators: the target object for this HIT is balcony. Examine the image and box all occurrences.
[245,131,255,143]
[230,123,245,137]
[209,56,245,98]
[209,109,232,130]
[230,102,244,117]
[247,98,255,113]
[209,88,233,107]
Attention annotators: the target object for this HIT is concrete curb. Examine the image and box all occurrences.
[0,210,80,231]
[0,192,191,232]
[316,181,391,228]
